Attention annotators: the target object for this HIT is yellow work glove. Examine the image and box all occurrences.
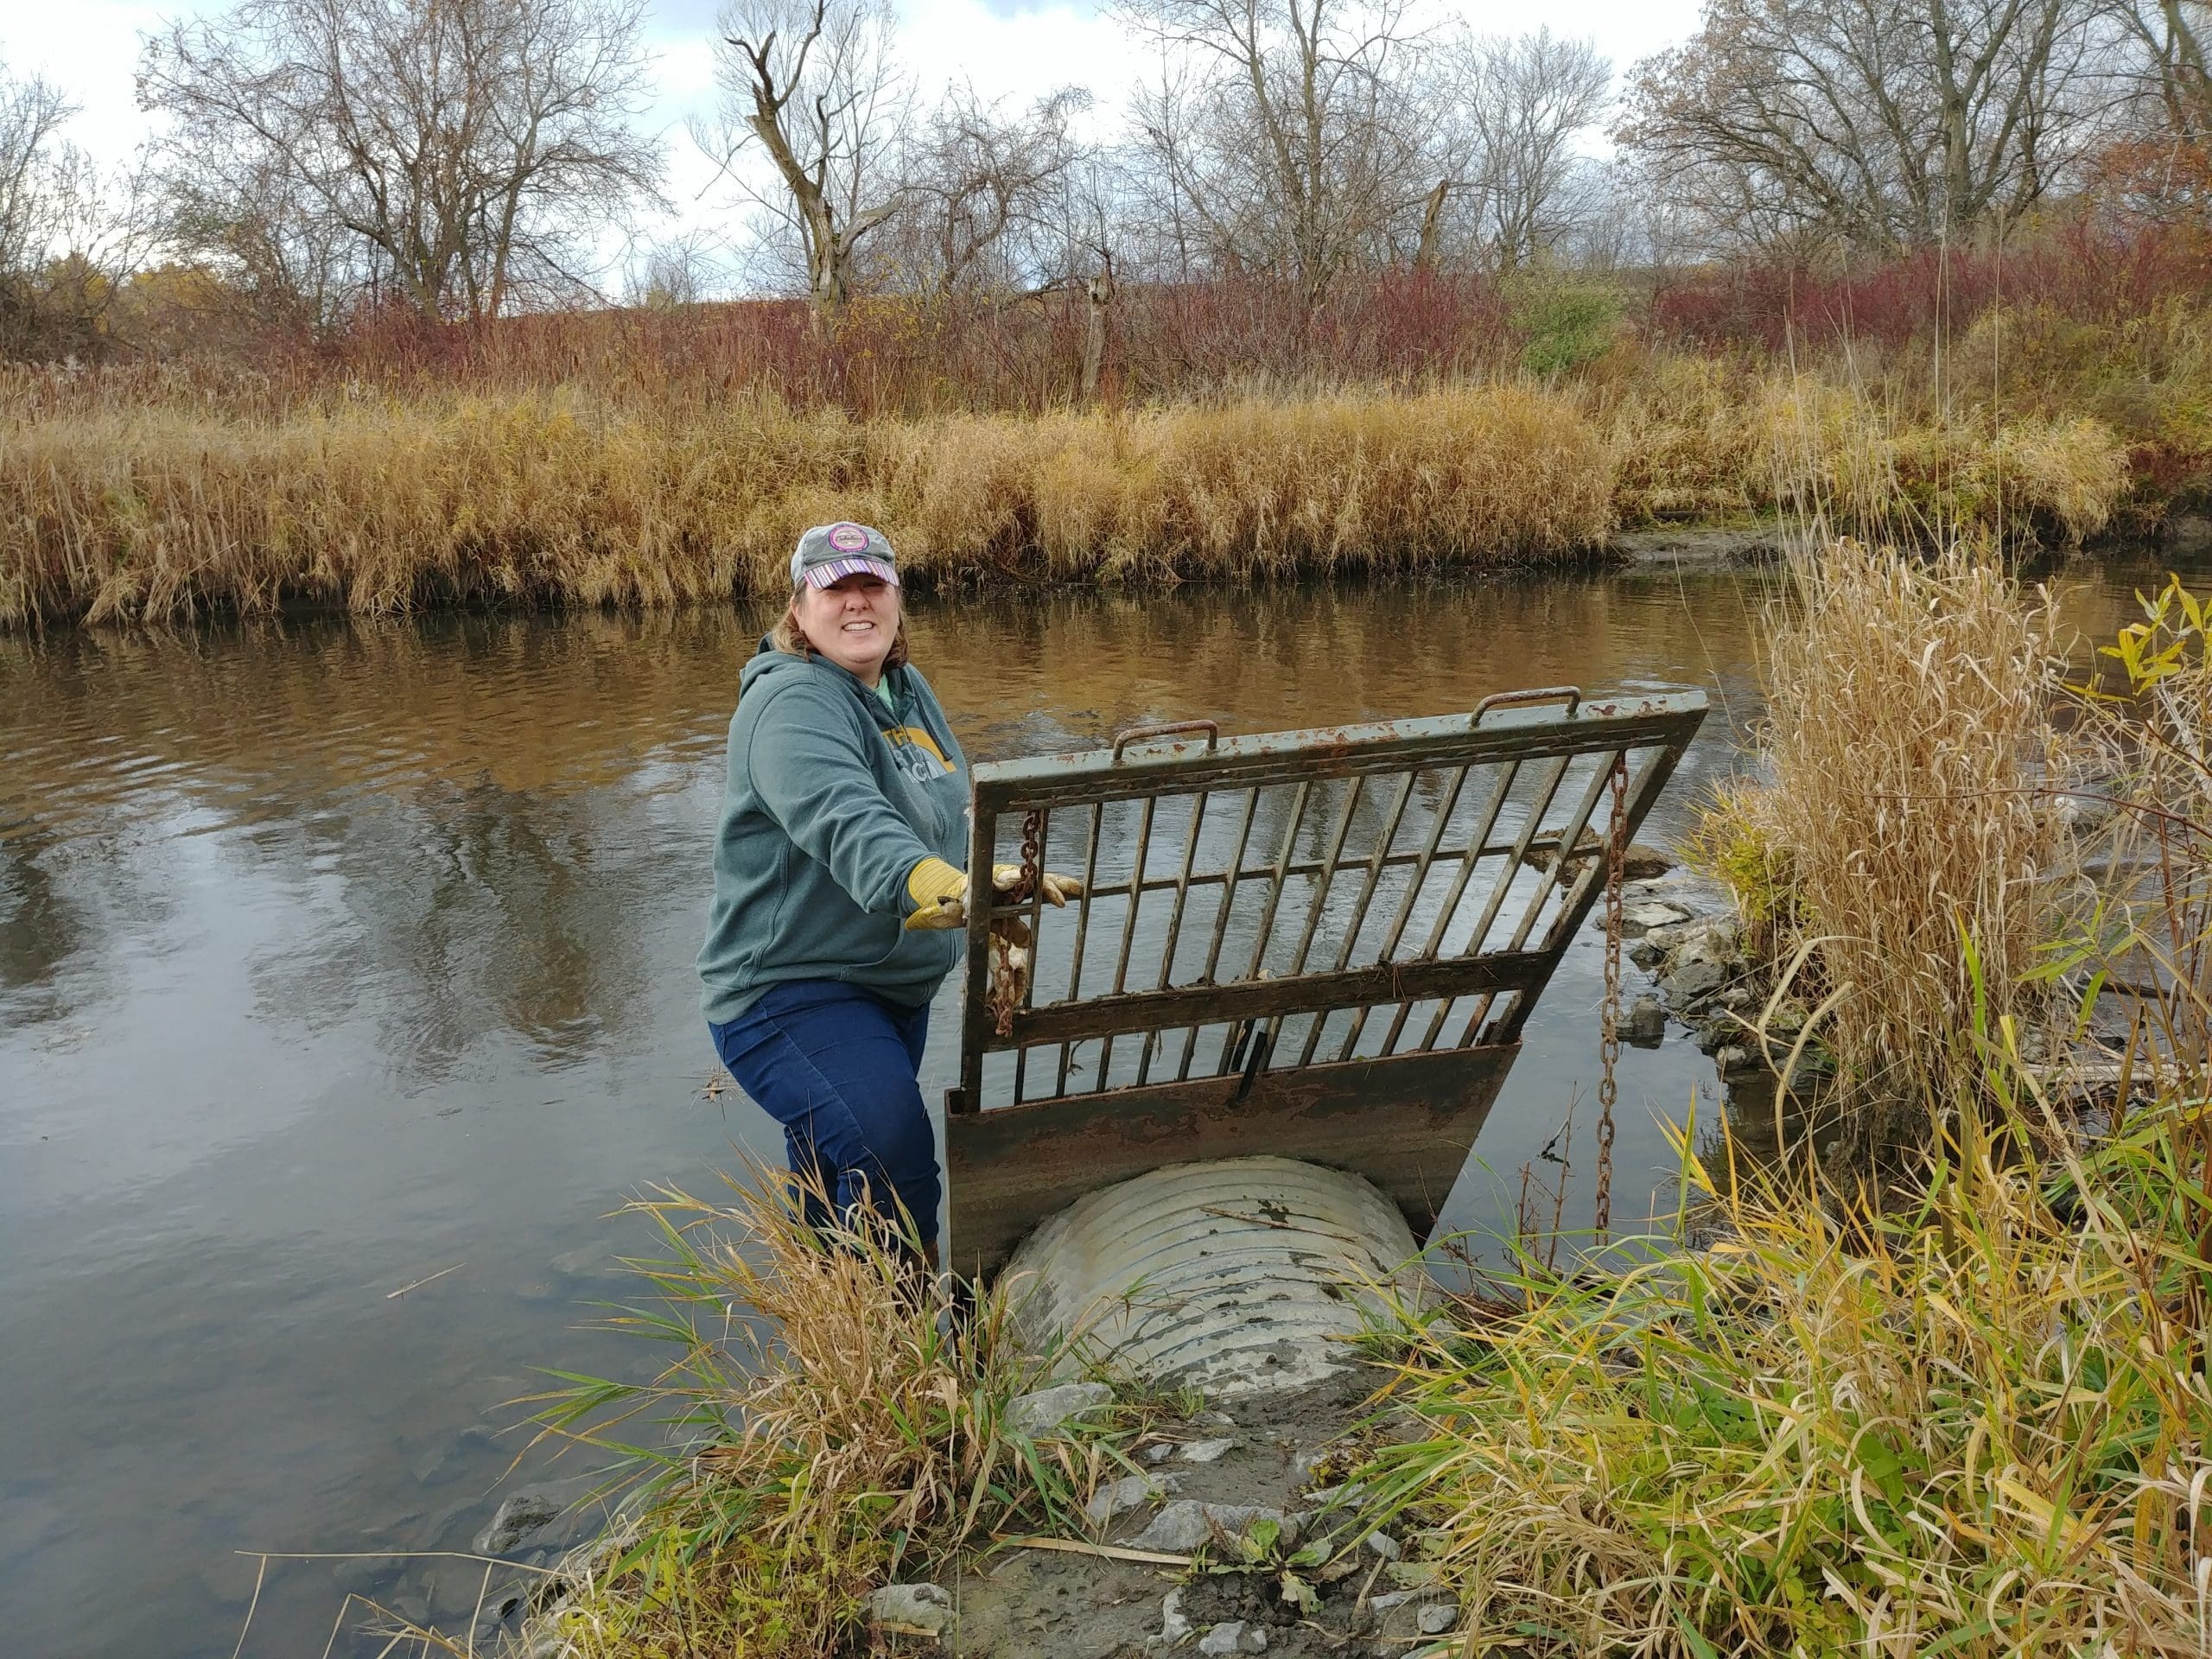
[989,863,1086,906]
[904,857,969,931]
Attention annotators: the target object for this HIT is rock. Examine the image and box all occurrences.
[474,1491,563,1555]
[1306,1480,1365,1507]
[1007,1381,1114,1440]
[1622,901,1694,933]
[1157,1589,1194,1646]
[1088,1472,1178,1527]
[1675,917,1743,965]
[1131,1500,1301,1554]
[1522,833,1599,872]
[550,1245,621,1279]
[1179,1436,1237,1463]
[1628,939,1665,972]
[1624,842,1675,880]
[1694,1021,1729,1055]
[1363,1530,1402,1560]
[1371,1588,1462,1643]
[869,1582,955,1637]
[1714,1045,1761,1077]
[1144,1441,1176,1464]
[1200,1620,1268,1655]
[1194,1409,1236,1428]
[1625,994,1666,1046]
[1661,958,1728,1006]
[1716,986,1754,1011]
[1643,921,1688,951]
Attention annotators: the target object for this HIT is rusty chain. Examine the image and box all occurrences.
[987,809,1047,1039]
[1017,808,1044,897]
[1594,751,1626,1243]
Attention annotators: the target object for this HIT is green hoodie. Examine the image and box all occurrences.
[697,645,970,1027]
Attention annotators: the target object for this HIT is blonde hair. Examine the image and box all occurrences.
[772,593,912,671]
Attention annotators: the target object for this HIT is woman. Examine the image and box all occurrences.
[697,522,1074,1261]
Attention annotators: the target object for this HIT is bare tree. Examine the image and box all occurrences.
[1618,0,2123,254]
[878,85,1090,297]
[0,63,75,288]
[1114,0,1432,314]
[626,231,728,308]
[1436,29,1611,271]
[0,61,159,359]
[697,0,910,316]
[2122,0,2212,136]
[141,0,665,323]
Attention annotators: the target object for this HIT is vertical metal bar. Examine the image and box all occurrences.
[1137,791,1210,1084]
[1179,785,1260,1081]
[1240,779,1312,982]
[1459,752,1613,1046]
[1257,776,1365,1077]
[1096,792,1157,1089]
[1054,800,1105,1097]
[1490,734,1691,1046]
[1381,757,1521,1055]
[1418,753,1572,1051]
[1299,772,1413,1065]
[957,793,998,1112]
[1217,779,1310,1077]
[1342,763,1472,1061]
[1284,776,1365,976]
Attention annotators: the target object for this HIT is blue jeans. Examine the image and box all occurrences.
[709,980,939,1251]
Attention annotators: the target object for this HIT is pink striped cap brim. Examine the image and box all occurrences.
[801,556,899,588]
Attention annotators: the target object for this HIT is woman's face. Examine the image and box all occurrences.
[795,572,900,683]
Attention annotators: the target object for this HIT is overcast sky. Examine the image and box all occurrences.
[2,0,1706,276]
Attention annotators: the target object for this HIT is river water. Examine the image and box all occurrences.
[0,555,2193,1657]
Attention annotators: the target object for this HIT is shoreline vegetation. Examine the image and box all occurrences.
[11,233,2212,629]
[421,546,2209,1659]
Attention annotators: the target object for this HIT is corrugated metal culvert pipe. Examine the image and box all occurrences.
[1000,1155,1427,1399]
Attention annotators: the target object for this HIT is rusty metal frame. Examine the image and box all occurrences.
[946,688,1707,1276]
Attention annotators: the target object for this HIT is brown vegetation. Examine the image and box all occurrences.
[0,383,1621,626]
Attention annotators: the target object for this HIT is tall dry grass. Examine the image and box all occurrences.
[1365,1082,2212,1657]
[1595,353,2135,543]
[0,384,1613,626]
[1695,540,2075,1133]
[512,1169,1135,1658]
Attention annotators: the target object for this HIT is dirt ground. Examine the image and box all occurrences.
[920,1370,1461,1659]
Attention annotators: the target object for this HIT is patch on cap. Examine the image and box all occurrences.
[828,523,869,552]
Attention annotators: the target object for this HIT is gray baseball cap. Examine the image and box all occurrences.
[790,521,900,590]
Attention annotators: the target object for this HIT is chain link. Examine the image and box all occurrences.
[1018,808,1044,895]
[1594,751,1626,1242]
[987,810,1048,1039]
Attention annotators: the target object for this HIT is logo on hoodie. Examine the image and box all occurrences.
[884,725,954,783]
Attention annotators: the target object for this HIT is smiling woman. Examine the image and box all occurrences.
[696,521,1080,1262]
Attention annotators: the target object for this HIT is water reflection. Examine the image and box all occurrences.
[0,556,2190,1659]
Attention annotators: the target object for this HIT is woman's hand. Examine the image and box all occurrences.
[904,857,969,930]
[905,858,1086,931]
[989,863,1086,906]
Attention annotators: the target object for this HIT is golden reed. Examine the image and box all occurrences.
[0,360,2140,626]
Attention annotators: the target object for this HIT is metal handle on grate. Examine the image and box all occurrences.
[1471,686,1581,726]
[1111,719,1221,760]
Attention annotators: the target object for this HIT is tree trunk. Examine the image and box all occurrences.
[1414,177,1451,273]
[1081,257,1115,404]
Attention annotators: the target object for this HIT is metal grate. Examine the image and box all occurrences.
[945,686,1707,1275]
